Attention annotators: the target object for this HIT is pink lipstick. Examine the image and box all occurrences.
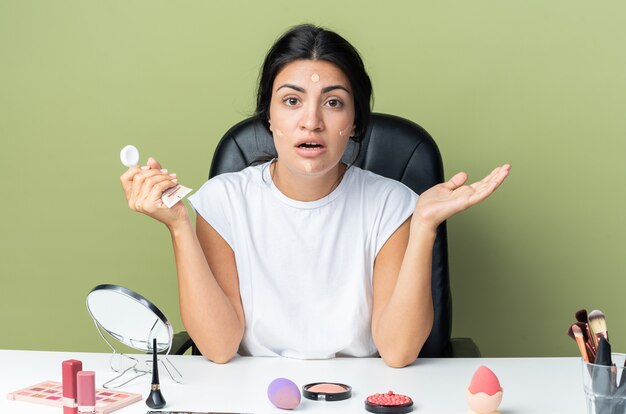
[77,371,96,414]
[62,359,82,414]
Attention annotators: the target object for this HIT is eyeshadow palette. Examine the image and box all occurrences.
[7,380,142,413]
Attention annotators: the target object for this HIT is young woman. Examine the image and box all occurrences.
[120,24,510,368]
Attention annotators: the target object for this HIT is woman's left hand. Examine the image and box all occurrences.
[412,164,511,230]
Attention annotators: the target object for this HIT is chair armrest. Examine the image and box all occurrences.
[450,337,481,357]
[170,331,200,355]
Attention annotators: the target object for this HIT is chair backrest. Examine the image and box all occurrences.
[207,112,452,357]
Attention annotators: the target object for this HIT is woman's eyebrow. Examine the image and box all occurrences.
[276,84,352,95]
[322,85,352,95]
[276,83,305,93]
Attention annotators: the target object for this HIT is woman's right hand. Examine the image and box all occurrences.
[119,156,189,228]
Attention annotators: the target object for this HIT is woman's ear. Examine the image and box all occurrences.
[268,118,273,131]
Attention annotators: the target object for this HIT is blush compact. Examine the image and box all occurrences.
[302,382,352,401]
[365,390,414,413]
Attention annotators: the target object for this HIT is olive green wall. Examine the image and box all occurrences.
[1,0,625,357]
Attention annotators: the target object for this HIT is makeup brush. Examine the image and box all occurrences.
[582,322,598,363]
[570,324,590,363]
[567,323,579,343]
[592,337,615,414]
[145,338,166,409]
[568,322,596,362]
[576,309,589,323]
[589,310,609,345]
[575,320,598,360]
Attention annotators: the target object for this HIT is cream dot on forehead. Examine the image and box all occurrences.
[311,73,320,83]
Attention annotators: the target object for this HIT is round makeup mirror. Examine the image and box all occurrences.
[86,284,183,388]
[86,284,173,353]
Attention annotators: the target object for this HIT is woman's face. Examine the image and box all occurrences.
[268,59,356,178]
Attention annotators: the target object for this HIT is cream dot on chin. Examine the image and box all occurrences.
[305,162,313,173]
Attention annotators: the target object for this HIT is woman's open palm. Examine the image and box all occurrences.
[413,164,511,229]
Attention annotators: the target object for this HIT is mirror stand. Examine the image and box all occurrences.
[91,319,183,388]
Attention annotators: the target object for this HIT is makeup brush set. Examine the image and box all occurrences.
[568,309,626,413]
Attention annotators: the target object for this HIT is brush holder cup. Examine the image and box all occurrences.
[582,353,626,414]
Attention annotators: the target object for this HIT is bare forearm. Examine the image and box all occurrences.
[374,224,435,368]
[168,220,243,363]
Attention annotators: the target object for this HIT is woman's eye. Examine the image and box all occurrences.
[284,97,299,106]
[326,99,343,108]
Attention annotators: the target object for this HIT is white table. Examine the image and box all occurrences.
[0,350,585,413]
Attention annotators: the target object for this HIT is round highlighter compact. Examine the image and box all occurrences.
[302,382,352,402]
[365,391,414,413]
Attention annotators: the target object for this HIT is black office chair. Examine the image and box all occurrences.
[171,113,480,358]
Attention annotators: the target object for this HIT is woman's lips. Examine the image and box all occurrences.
[294,144,327,158]
[294,139,326,157]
